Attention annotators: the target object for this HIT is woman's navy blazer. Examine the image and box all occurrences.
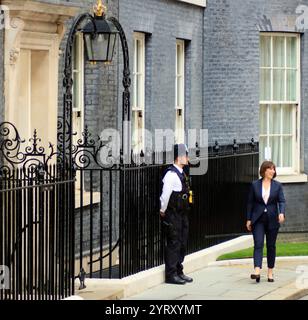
[247,178,286,229]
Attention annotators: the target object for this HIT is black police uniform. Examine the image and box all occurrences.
[162,165,191,281]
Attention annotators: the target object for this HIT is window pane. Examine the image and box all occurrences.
[177,44,182,75]
[269,136,281,167]
[282,137,292,167]
[259,136,267,163]
[132,110,138,149]
[282,104,293,134]
[260,69,271,101]
[132,111,143,150]
[273,69,285,101]
[177,76,183,108]
[286,37,297,68]
[175,110,184,144]
[286,69,297,101]
[136,40,140,73]
[260,36,271,67]
[273,36,285,68]
[73,36,81,110]
[269,104,281,134]
[132,74,136,107]
[136,75,140,108]
[260,105,267,135]
[137,74,143,109]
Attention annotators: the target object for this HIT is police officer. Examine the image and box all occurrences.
[160,144,193,285]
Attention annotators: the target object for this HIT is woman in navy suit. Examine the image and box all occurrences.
[246,161,286,283]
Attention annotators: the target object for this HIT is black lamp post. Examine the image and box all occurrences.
[60,0,131,171]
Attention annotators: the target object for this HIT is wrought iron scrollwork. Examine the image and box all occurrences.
[0,122,58,178]
[72,125,120,169]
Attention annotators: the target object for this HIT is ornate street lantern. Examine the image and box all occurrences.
[82,0,118,63]
[61,0,131,172]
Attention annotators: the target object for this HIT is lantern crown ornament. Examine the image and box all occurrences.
[93,0,107,18]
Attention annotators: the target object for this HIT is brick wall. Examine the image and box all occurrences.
[119,0,204,138]
[203,0,308,232]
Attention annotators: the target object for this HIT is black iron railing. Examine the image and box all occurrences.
[0,166,75,300]
[1,119,259,297]
[117,142,259,278]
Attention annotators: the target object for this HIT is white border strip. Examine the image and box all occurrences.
[176,0,206,8]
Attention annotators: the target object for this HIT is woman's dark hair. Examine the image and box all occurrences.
[260,161,277,179]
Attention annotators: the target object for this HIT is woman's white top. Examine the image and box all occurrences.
[262,184,271,208]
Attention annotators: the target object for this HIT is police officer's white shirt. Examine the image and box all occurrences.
[160,164,183,213]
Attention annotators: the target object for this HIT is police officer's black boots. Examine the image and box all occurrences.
[178,274,193,283]
[165,274,186,285]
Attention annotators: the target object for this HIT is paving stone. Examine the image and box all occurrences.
[127,259,308,300]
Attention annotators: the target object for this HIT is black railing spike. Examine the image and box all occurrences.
[214,141,220,153]
[140,149,145,158]
[250,138,256,149]
[195,142,200,158]
[233,139,239,152]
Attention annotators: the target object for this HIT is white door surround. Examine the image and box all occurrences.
[1,0,81,148]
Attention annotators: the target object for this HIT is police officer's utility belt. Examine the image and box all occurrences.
[167,191,190,212]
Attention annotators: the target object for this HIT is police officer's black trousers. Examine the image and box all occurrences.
[163,209,189,279]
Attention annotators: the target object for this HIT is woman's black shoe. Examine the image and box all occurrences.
[250,274,261,283]
[268,278,274,282]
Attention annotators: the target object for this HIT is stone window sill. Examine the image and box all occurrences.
[275,174,308,184]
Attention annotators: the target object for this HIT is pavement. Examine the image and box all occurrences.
[124,258,308,300]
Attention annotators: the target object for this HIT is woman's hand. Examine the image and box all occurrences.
[278,213,285,224]
[246,220,252,232]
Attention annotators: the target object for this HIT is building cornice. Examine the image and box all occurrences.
[0,0,82,24]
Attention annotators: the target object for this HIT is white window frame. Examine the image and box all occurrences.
[175,39,185,144]
[259,32,301,176]
[132,32,145,153]
[72,32,84,192]
[72,32,84,113]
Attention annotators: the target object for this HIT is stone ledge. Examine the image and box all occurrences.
[209,256,308,267]
[275,174,308,184]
